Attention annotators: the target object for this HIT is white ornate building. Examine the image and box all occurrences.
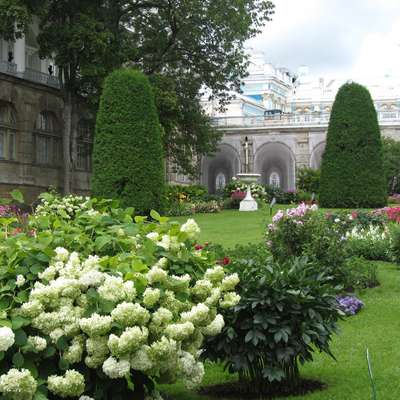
[200,54,400,193]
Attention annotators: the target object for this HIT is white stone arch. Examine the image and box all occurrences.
[201,143,241,193]
[310,141,326,169]
[254,141,296,190]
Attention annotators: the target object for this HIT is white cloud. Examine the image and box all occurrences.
[248,0,400,80]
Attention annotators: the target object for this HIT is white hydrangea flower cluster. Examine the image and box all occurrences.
[180,218,201,238]
[0,246,239,396]
[0,368,37,400]
[47,370,85,398]
[35,194,94,219]
[0,326,15,352]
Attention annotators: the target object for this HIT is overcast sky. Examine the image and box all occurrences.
[247,0,400,80]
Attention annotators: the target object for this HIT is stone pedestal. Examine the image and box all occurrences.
[236,173,261,212]
[239,186,258,211]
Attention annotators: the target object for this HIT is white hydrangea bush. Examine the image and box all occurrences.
[0,192,240,399]
[35,194,97,219]
[0,244,239,399]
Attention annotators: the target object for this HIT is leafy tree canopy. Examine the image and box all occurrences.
[0,0,275,177]
[382,137,400,194]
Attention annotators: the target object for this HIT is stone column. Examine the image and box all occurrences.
[14,36,26,73]
[295,132,310,170]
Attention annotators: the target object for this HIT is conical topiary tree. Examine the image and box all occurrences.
[92,69,164,213]
[319,82,387,208]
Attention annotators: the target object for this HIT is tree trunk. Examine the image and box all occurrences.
[63,90,73,194]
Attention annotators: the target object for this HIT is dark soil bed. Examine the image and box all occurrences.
[198,379,327,399]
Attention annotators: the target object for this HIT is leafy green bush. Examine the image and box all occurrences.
[92,69,165,214]
[165,202,195,217]
[319,82,387,208]
[0,192,240,399]
[344,257,379,289]
[267,204,348,286]
[164,185,208,204]
[345,225,391,261]
[297,167,320,194]
[193,200,222,214]
[204,246,341,391]
[382,137,400,194]
[389,224,400,264]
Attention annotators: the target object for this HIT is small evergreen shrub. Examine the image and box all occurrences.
[319,82,387,208]
[92,69,165,214]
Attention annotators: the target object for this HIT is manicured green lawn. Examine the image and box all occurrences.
[164,209,400,399]
[172,206,288,248]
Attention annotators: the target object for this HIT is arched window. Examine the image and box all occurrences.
[76,119,93,171]
[269,172,280,188]
[215,172,226,191]
[35,112,61,165]
[0,103,17,161]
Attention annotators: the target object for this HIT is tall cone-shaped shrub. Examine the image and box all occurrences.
[319,82,386,208]
[92,69,164,213]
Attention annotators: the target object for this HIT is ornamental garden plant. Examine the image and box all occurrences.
[319,82,387,208]
[203,244,341,397]
[0,192,240,400]
[92,69,165,214]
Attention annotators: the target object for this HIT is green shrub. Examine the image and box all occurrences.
[204,247,341,391]
[390,224,400,264]
[345,226,391,261]
[164,184,208,204]
[297,167,320,194]
[165,201,195,216]
[268,205,347,286]
[92,69,165,214]
[344,257,379,289]
[268,205,388,289]
[319,82,387,208]
[193,200,222,214]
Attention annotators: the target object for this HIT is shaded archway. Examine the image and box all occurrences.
[201,143,240,193]
[310,141,325,169]
[255,142,296,190]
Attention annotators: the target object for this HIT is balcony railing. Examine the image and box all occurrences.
[212,111,400,129]
[0,61,17,75]
[24,68,60,89]
[0,61,60,89]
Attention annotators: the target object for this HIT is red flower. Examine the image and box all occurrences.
[351,211,358,219]
[11,227,23,236]
[195,244,203,251]
[222,256,231,265]
[231,190,246,201]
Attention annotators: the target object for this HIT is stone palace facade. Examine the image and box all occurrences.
[0,20,92,201]
[199,54,400,193]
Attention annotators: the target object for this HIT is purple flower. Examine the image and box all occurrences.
[337,295,364,316]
